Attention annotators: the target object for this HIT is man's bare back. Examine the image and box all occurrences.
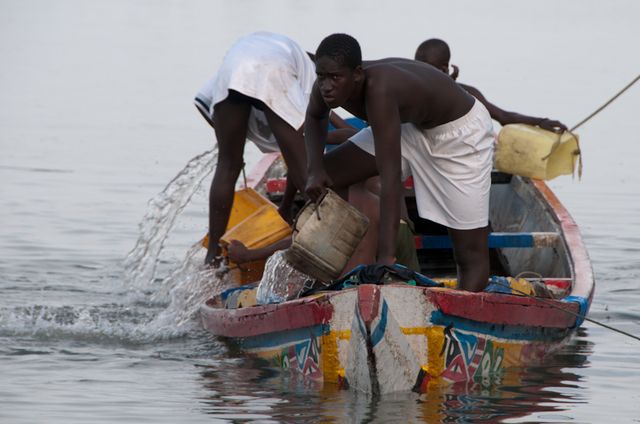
[322,57,476,130]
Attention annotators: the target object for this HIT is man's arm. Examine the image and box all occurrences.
[226,238,292,264]
[326,112,358,145]
[366,84,403,265]
[329,111,354,130]
[304,84,332,201]
[326,127,359,145]
[460,83,567,133]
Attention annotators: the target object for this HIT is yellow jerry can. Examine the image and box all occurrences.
[202,187,292,284]
[495,124,581,180]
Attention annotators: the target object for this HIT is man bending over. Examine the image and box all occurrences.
[196,32,318,266]
[305,33,495,291]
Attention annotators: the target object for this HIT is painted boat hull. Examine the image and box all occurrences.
[202,283,583,394]
[200,153,594,394]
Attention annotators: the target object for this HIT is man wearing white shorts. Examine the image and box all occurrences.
[196,31,316,265]
[305,33,495,291]
[350,100,494,231]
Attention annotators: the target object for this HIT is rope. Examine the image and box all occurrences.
[241,163,247,189]
[570,73,640,132]
[493,279,640,343]
[537,74,639,179]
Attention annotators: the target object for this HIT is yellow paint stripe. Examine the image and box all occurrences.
[335,329,351,340]
[400,326,429,335]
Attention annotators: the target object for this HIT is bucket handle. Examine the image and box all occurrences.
[291,189,327,233]
[540,130,582,179]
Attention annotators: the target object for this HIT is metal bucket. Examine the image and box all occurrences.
[284,189,369,282]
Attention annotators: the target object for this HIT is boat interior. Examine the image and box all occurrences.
[258,169,574,301]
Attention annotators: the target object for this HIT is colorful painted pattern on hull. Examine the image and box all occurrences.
[232,287,578,393]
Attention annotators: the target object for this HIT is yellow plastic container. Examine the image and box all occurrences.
[220,204,292,250]
[495,124,581,180]
[201,187,280,247]
[225,187,274,230]
[202,188,292,284]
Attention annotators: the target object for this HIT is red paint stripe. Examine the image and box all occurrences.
[425,289,579,328]
[543,279,572,290]
[404,176,414,189]
[266,179,287,194]
[357,285,380,326]
[200,296,334,338]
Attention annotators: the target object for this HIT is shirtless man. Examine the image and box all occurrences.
[414,38,567,132]
[305,33,495,291]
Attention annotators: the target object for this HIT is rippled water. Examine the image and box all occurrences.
[2,0,640,422]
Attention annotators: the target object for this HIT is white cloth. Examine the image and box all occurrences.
[195,32,316,153]
[350,100,495,230]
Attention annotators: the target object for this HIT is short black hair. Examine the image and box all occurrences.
[315,33,362,70]
[414,38,450,64]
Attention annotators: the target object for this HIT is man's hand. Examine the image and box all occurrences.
[450,64,459,81]
[204,248,225,268]
[538,118,568,133]
[305,170,332,202]
[227,240,251,264]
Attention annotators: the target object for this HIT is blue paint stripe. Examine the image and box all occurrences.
[429,311,570,341]
[416,233,546,249]
[562,296,590,328]
[370,301,388,347]
[239,325,326,350]
[355,303,367,339]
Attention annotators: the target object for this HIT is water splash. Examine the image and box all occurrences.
[123,148,216,288]
[0,301,163,343]
[120,146,237,337]
[147,241,236,333]
[1,147,244,342]
[256,250,313,304]
[0,243,235,342]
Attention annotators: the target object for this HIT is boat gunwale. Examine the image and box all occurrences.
[200,154,594,338]
[531,179,594,303]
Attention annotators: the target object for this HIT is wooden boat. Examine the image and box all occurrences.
[200,147,594,395]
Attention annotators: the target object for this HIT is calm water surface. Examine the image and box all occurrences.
[2,1,640,422]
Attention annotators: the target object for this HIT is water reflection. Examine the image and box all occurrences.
[196,333,593,423]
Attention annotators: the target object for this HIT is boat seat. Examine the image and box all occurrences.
[415,232,560,249]
[264,172,512,195]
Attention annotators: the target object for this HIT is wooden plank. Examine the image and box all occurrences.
[415,232,559,249]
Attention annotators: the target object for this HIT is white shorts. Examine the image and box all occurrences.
[195,93,280,153]
[350,100,495,230]
[194,31,315,153]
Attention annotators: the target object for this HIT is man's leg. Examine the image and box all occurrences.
[323,141,379,197]
[448,226,490,292]
[341,180,380,273]
[326,142,381,271]
[277,174,297,225]
[263,108,308,193]
[206,91,251,264]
